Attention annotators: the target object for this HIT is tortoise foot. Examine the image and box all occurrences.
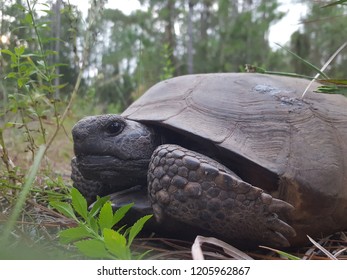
[148,144,296,247]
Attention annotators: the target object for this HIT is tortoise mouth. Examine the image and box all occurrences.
[75,155,149,188]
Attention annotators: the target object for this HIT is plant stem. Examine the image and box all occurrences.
[0,130,14,174]
[44,47,87,153]
[0,145,45,244]
[26,86,47,144]
[26,0,48,71]
[25,0,51,145]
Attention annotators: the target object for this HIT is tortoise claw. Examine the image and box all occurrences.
[264,214,296,247]
[264,195,296,244]
[268,197,295,216]
[268,232,291,248]
[269,218,296,239]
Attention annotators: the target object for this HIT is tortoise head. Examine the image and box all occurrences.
[72,114,158,190]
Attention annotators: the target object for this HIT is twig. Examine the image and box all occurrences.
[307,235,338,260]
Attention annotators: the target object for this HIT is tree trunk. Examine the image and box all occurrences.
[187,0,194,74]
[165,0,177,75]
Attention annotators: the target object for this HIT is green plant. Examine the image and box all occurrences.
[49,188,152,259]
[0,2,67,165]
[315,79,347,96]
[0,145,45,246]
[0,0,86,175]
[160,43,175,81]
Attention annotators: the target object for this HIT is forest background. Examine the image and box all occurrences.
[0,0,346,259]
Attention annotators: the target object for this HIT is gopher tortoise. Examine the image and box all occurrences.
[71,73,347,248]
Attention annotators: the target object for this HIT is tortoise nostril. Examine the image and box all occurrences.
[73,132,82,142]
[72,125,88,143]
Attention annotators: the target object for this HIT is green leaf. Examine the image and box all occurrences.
[75,239,109,258]
[127,215,152,247]
[98,202,113,230]
[0,49,15,56]
[59,226,93,244]
[17,78,26,88]
[112,203,134,226]
[12,3,24,10]
[40,9,54,15]
[14,46,25,56]
[5,122,17,128]
[70,188,88,220]
[89,195,110,217]
[89,216,99,233]
[23,13,33,25]
[55,83,68,89]
[103,228,130,259]
[49,201,77,220]
[5,72,17,79]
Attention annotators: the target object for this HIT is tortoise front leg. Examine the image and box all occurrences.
[148,144,296,247]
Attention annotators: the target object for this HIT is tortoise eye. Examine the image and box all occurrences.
[105,121,124,135]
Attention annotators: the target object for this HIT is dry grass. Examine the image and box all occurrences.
[1,195,346,260]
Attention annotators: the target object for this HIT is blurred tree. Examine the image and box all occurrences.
[93,8,142,110]
[0,0,82,98]
[89,0,291,112]
[6,0,346,114]
[0,0,35,107]
[48,0,82,95]
[0,0,33,75]
[290,30,311,74]
[292,1,347,78]
[183,0,285,73]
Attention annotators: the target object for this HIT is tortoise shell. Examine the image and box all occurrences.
[122,73,347,243]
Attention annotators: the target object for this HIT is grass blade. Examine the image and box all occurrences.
[302,41,347,98]
[259,246,301,260]
[307,235,338,260]
[191,235,253,260]
[275,43,329,80]
[322,0,347,8]
[0,145,45,243]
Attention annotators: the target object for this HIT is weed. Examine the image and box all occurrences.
[50,188,152,259]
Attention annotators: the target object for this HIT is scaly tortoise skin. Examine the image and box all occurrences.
[71,73,347,248]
